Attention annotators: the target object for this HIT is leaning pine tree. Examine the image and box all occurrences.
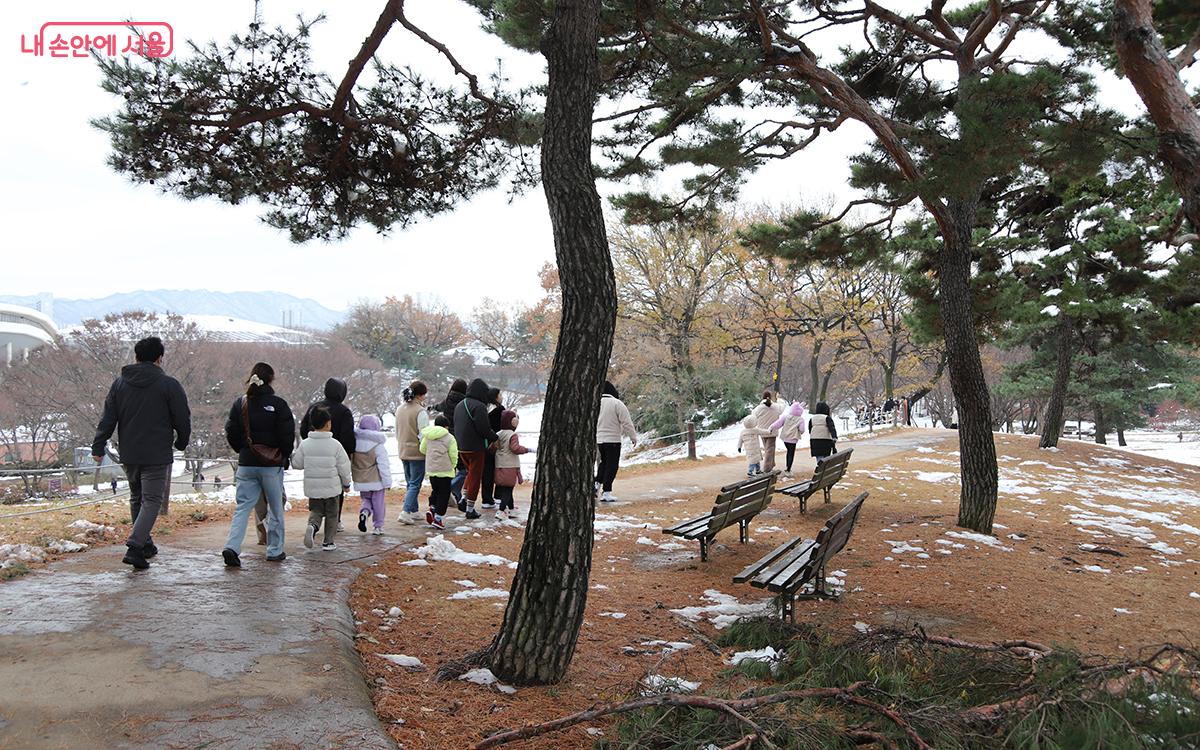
[585,1,1096,533]
[96,0,612,685]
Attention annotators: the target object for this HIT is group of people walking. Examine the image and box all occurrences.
[737,391,839,478]
[89,336,653,571]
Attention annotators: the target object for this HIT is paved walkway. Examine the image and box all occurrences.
[0,428,952,749]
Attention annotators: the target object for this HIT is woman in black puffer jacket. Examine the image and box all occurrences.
[221,362,296,567]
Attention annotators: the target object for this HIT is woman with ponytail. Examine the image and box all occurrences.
[221,362,295,567]
[393,380,430,525]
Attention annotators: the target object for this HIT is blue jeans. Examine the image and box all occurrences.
[449,465,467,501]
[401,459,425,514]
[225,466,285,557]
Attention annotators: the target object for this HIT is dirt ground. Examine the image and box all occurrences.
[349,432,1200,749]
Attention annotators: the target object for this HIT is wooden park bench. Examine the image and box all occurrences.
[776,448,853,512]
[661,471,779,561]
[733,491,869,621]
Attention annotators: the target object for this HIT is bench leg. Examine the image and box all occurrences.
[799,495,807,514]
[824,487,831,504]
[739,519,748,544]
[699,537,708,562]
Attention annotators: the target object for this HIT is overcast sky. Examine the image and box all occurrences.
[0,1,1176,318]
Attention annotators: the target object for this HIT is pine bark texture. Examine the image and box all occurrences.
[940,196,998,534]
[1039,316,1072,449]
[1113,0,1200,233]
[487,0,612,686]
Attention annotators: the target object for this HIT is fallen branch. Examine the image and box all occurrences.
[846,728,900,750]
[911,628,1053,661]
[474,682,872,749]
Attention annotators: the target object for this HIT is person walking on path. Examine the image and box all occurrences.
[481,387,505,509]
[352,414,392,535]
[770,400,807,477]
[393,381,429,525]
[738,415,766,475]
[434,379,469,503]
[454,378,499,520]
[91,336,191,570]
[808,401,839,459]
[595,380,637,503]
[751,391,783,473]
[294,407,353,550]
[221,362,295,567]
[299,378,355,531]
[420,414,459,530]
[493,409,533,521]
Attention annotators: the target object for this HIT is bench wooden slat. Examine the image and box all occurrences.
[733,536,809,583]
[733,492,869,620]
[660,471,778,560]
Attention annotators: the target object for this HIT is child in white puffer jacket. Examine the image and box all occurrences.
[291,407,352,550]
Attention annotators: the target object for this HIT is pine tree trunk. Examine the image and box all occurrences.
[1039,316,1072,448]
[808,341,822,405]
[1117,427,1128,447]
[753,330,767,374]
[939,197,998,535]
[1094,404,1108,445]
[1113,0,1200,233]
[487,0,610,686]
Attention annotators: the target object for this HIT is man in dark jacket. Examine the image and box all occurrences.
[299,378,355,527]
[435,378,469,502]
[91,336,191,570]
[453,378,498,519]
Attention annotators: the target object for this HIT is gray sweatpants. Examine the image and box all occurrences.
[307,497,339,545]
[123,463,171,549]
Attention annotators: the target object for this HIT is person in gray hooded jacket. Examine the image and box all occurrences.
[91,336,191,570]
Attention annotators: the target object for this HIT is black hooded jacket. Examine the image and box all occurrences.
[453,379,499,452]
[225,385,296,467]
[91,362,191,465]
[435,388,467,435]
[299,378,356,458]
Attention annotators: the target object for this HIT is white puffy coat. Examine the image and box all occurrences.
[290,431,352,499]
[752,400,783,437]
[352,427,393,492]
[596,394,637,443]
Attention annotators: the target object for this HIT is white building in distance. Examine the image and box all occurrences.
[0,302,58,366]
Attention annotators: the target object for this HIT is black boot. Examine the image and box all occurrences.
[122,544,150,570]
[142,542,158,558]
[222,548,241,568]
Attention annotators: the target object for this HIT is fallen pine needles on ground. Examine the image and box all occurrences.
[476,619,1200,749]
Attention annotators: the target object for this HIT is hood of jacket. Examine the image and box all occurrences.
[465,378,490,402]
[324,378,348,404]
[500,410,518,430]
[742,415,757,428]
[358,414,381,431]
[421,424,450,440]
[120,362,165,388]
[788,401,806,416]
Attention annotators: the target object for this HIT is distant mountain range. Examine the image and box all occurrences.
[0,290,346,331]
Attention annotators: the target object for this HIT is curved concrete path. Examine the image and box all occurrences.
[0,428,951,749]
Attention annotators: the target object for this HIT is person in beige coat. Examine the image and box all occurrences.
[751,391,783,472]
[595,381,637,503]
[738,415,767,476]
[291,408,352,550]
[394,380,430,525]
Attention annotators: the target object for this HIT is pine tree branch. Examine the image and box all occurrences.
[331,0,400,120]
[1171,27,1200,71]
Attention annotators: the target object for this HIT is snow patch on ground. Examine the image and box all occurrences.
[412,535,517,568]
[447,587,509,601]
[913,471,957,483]
[670,589,773,629]
[460,668,516,694]
[642,675,700,693]
[379,654,424,668]
[727,646,785,674]
[943,531,1013,551]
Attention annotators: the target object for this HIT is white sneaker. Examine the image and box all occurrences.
[398,512,416,525]
[322,542,337,551]
[336,523,345,532]
[601,491,617,503]
[371,527,384,536]
[495,510,509,521]
[594,481,602,497]
[303,524,316,549]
